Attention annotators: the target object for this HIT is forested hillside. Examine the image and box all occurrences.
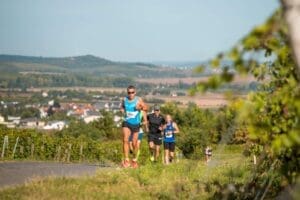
[0,54,201,89]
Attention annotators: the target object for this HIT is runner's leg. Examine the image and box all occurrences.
[154,136,162,162]
[136,139,141,160]
[122,127,131,161]
[155,145,160,162]
[132,131,138,160]
[131,131,139,168]
[164,149,169,164]
[148,136,155,161]
[129,133,133,154]
[169,143,175,163]
[169,151,174,163]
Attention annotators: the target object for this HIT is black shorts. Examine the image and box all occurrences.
[148,134,162,145]
[122,121,140,133]
[164,142,175,152]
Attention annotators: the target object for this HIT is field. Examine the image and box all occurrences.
[136,75,256,85]
[0,145,252,200]
[1,74,252,107]
[0,86,246,108]
[27,87,125,93]
[145,93,235,108]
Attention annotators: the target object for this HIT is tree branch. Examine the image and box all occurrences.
[281,0,300,81]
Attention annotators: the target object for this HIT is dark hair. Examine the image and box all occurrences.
[127,85,136,91]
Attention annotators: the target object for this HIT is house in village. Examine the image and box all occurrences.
[42,91,48,97]
[7,116,21,125]
[93,102,109,111]
[43,121,67,131]
[1,116,22,128]
[39,106,48,118]
[0,115,4,123]
[114,115,122,127]
[110,102,121,113]
[65,103,94,119]
[93,101,121,112]
[19,117,45,129]
[83,110,101,123]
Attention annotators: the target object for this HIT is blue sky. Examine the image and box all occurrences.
[0,0,279,62]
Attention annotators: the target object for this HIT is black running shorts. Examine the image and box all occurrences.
[148,134,162,145]
[164,142,175,152]
[122,121,140,133]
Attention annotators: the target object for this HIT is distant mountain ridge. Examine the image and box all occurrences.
[0,54,190,78]
[0,54,156,69]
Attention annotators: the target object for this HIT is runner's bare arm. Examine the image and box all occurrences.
[145,114,150,132]
[173,122,179,133]
[140,110,149,132]
[161,124,167,136]
[142,110,148,125]
[120,99,125,113]
[159,117,165,131]
[136,98,148,111]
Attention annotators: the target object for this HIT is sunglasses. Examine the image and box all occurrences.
[127,91,135,94]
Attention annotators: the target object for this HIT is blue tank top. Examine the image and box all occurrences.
[163,122,175,142]
[124,96,140,125]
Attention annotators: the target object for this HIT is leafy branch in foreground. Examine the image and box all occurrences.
[192,9,300,198]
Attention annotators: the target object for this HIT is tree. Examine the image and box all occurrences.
[193,9,300,198]
[281,0,300,79]
[91,111,119,140]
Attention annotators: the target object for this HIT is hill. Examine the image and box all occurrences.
[0,54,195,78]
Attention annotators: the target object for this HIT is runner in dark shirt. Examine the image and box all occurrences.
[147,105,165,162]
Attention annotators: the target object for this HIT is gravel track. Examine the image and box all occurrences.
[0,161,111,188]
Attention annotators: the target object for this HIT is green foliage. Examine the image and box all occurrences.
[0,103,40,120]
[0,102,242,164]
[56,111,119,141]
[91,111,119,140]
[0,73,134,88]
[0,126,122,163]
[193,9,300,198]
[160,102,238,158]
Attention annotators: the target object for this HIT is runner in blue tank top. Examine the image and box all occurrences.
[120,85,148,168]
[129,111,145,161]
[163,114,179,164]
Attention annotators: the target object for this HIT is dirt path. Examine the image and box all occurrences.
[0,161,112,188]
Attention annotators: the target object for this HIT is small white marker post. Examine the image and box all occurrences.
[80,144,83,162]
[253,155,257,165]
[12,137,19,158]
[1,136,9,159]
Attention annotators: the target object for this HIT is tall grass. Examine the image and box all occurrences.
[0,145,252,200]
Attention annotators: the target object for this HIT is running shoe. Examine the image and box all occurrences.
[122,160,131,168]
[131,160,139,168]
[150,156,155,162]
